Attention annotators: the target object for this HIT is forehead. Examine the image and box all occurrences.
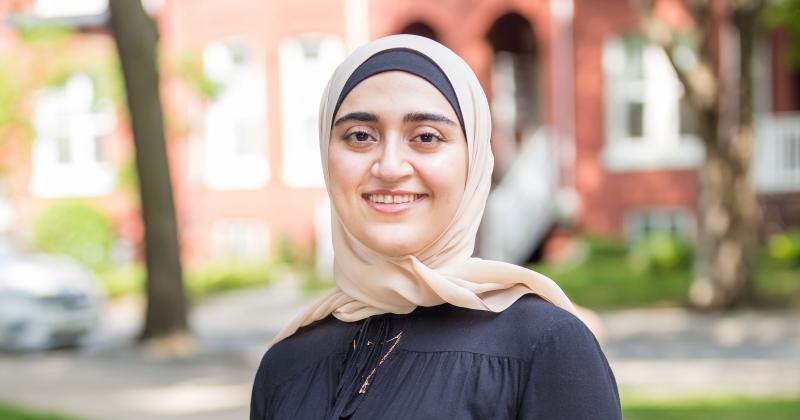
[336,71,458,118]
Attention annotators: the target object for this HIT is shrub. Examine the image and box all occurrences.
[97,264,145,298]
[32,201,114,271]
[186,260,275,298]
[767,231,800,266]
[627,233,694,274]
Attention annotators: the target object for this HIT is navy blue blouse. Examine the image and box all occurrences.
[250,294,622,419]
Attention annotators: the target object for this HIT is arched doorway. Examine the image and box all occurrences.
[398,21,440,42]
[485,12,540,180]
[479,12,557,264]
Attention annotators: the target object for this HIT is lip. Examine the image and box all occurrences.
[362,190,427,214]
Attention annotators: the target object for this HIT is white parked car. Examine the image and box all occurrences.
[0,244,104,351]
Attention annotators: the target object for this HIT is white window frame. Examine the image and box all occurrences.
[202,38,269,190]
[209,219,270,262]
[30,73,116,198]
[279,34,345,187]
[623,207,697,241]
[602,35,704,172]
[33,0,107,17]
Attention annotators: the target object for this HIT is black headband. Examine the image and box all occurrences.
[332,48,466,135]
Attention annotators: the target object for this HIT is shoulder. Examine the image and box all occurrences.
[403,294,594,361]
[494,294,597,359]
[254,315,352,389]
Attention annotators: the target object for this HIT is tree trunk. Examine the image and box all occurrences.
[634,0,764,309]
[108,0,190,342]
[690,2,762,309]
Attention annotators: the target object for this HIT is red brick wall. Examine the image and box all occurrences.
[572,0,698,236]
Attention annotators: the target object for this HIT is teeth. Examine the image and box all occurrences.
[367,194,422,204]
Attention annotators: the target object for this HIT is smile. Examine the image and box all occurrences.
[362,192,427,213]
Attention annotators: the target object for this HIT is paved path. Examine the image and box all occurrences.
[0,280,316,420]
[601,306,800,398]
[0,283,798,419]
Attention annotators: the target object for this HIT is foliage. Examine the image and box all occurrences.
[97,264,145,298]
[0,23,125,153]
[0,401,77,420]
[621,394,800,420]
[185,260,275,299]
[115,154,139,192]
[172,51,221,100]
[16,25,73,47]
[763,0,800,67]
[627,233,694,274]
[0,62,31,143]
[531,236,692,309]
[530,235,800,309]
[96,260,278,300]
[767,230,800,266]
[32,201,115,272]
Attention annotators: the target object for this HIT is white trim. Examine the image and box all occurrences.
[279,35,345,187]
[30,74,115,198]
[209,219,270,261]
[202,39,269,191]
[602,36,704,172]
[345,0,370,52]
[623,207,697,241]
[33,0,107,17]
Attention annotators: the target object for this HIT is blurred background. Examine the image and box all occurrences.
[0,0,799,419]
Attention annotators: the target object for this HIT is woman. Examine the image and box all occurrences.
[251,34,622,420]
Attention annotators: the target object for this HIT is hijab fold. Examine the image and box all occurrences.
[271,34,579,345]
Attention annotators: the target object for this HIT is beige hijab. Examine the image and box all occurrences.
[271,34,579,345]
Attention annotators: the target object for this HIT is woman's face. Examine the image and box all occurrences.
[328,71,468,257]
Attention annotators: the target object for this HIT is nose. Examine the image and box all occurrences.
[371,135,413,181]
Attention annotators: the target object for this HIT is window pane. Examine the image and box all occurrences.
[627,101,644,138]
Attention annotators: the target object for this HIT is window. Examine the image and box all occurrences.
[203,39,268,190]
[602,35,704,171]
[279,35,345,187]
[30,73,116,198]
[33,0,107,17]
[623,208,696,241]
[210,219,270,262]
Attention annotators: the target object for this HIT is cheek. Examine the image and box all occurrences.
[328,148,367,195]
[419,148,467,206]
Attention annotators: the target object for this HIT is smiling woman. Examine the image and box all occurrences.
[328,71,467,257]
[250,35,622,420]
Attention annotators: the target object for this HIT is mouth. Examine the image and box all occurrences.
[362,192,427,214]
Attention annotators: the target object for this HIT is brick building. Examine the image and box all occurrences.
[0,0,798,266]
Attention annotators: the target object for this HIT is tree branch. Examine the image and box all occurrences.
[631,0,719,114]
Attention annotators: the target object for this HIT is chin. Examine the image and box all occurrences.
[370,241,419,257]
[362,228,426,257]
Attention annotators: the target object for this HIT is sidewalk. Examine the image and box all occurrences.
[602,306,800,398]
[0,283,798,419]
[0,279,316,420]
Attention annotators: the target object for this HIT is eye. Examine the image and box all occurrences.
[412,131,445,145]
[343,130,376,147]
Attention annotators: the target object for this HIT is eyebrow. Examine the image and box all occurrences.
[333,111,457,127]
[333,112,378,126]
[403,112,457,126]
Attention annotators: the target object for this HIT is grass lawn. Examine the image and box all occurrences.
[0,402,76,420]
[530,235,800,309]
[3,395,799,419]
[622,395,800,420]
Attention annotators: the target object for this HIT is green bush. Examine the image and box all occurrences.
[32,201,114,271]
[186,260,275,298]
[627,233,694,274]
[0,401,77,420]
[767,230,800,265]
[95,260,277,300]
[97,265,145,298]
